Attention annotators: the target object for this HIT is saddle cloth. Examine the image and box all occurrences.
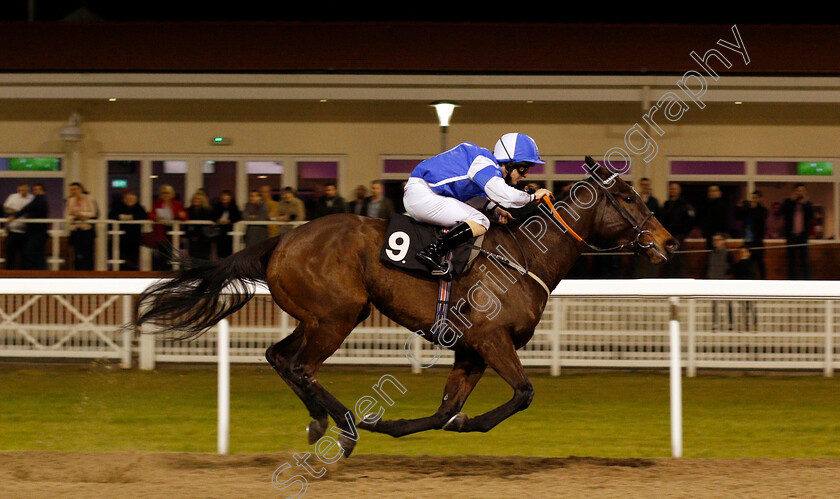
[379,213,483,279]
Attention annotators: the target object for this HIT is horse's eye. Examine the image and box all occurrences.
[624,196,634,203]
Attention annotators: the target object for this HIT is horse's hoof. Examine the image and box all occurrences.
[306,419,327,444]
[337,435,356,458]
[442,412,467,432]
[356,413,380,432]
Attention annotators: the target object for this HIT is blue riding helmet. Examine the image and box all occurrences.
[493,133,546,165]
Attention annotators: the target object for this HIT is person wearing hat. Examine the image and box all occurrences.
[404,132,553,274]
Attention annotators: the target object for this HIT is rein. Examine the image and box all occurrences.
[467,165,662,296]
[540,174,656,254]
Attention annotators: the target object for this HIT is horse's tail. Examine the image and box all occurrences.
[134,234,282,340]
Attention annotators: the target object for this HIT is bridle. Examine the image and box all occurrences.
[540,168,660,256]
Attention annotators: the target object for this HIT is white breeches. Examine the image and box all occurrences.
[403,177,490,231]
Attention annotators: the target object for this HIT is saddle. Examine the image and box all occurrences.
[380,213,485,346]
[379,213,484,281]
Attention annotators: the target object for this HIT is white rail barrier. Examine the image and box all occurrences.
[0,278,839,457]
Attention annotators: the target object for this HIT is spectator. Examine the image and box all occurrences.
[305,185,325,220]
[701,184,726,249]
[782,183,814,279]
[317,183,346,217]
[632,177,660,278]
[259,185,281,238]
[211,189,241,259]
[348,185,369,216]
[243,190,269,247]
[66,182,98,270]
[7,183,49,270]
[706,233,733,279]
[731,245,758,330]
[364,180,395,221]
[706,233,733,331]
[734,190,768,279]
[637,177,660,214]
[3,181,33,269]
[108,190,147,271]
[660,182,695,277]
[276,187,306,233]
[185,190,214,261]
[148,184,188,270]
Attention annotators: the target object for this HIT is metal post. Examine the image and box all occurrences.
[669,296,683,458]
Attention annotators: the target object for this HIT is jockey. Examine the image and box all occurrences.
[404,132,554,274]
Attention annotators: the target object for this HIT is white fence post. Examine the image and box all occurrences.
[669,296,683,458]
[550,298,563,376]
[825,300,834,378]
[687,298,697,378]
[138,329,156,371]
[121,295,133,369]
[218,319,230,455]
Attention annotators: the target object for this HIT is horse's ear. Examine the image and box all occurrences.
[583,155,605,178]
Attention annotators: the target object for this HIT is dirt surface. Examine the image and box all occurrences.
[3,452,840,498]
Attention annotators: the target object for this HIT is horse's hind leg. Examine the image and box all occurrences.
[267,307,370,457]
[358,350,486,437]
[266,325,329,444]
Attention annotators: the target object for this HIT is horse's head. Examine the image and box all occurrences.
[583,156,678,264]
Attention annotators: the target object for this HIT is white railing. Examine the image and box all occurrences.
[0,218,306,271]
[0,278,837,377]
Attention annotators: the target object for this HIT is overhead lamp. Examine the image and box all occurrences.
[59,112,84,142]
[430,101,459,151]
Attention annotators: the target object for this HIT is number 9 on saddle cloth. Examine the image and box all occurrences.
[380,213,484,281]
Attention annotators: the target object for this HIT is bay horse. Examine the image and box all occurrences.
[134,157,677,457]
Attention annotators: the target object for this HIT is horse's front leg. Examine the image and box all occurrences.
[357,351,486,437]
[442,334,534,433]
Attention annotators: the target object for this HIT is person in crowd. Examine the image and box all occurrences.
[148,184,188,270]
[108,190,147,271]
[211,189,241,259]
[304,184,324,220]
[66,182,98,270]
[348,184,368,216]
[734,190,768,279]
[706,233,733,279]
[702,184,727,249]
[317,183,346,217]
[660,182,695,278]
[276,187,306,233]
[781,183,814,279]
[243,190,269,248]
[258,185,281,238]
[637,177,660,215]
[3,181,33,269]
[364,180,395,221]
[706,232,734,331]
[185,190,214,261]
[6,183,49,270]
[731,245,758,330]
[632,177,660,278]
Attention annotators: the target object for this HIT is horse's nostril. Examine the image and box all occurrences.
[664,238,679,253]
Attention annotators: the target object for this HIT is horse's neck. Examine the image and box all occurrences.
[503,201,595,291]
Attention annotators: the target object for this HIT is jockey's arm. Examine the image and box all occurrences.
[482,176,535,209]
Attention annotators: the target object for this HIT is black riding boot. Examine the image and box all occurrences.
[416,221,475,275]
